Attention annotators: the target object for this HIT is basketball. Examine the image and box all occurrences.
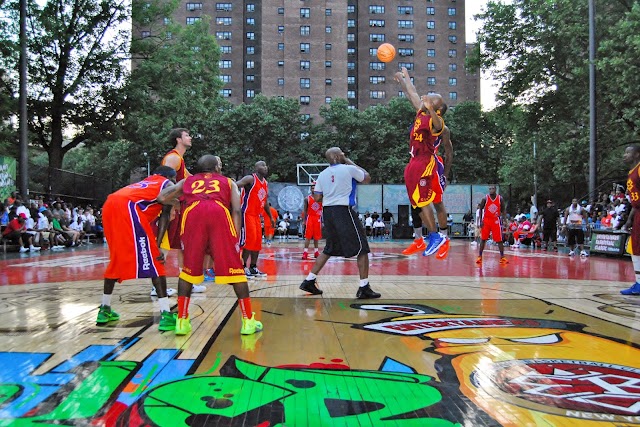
[377,43,396,63]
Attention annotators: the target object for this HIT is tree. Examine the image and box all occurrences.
[0,0,130,169]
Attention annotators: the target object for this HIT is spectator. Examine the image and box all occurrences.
[2,215,40,252]
[69,216,87,242]
[364,214,373,236]
[381,209,394,223]
[373,217,386,238]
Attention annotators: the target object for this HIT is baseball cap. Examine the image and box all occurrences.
[18,213,27,219]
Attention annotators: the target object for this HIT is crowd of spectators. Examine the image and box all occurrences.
[1,192,104,252]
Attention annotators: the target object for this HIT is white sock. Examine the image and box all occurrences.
[632,255,640,283]
[440,228,448,237]
[413,228,423,239]
[158,297,170,313]
[303,248,308,253]
[306,273,317,281]
[359,279,369,287]
[101,294,112,307]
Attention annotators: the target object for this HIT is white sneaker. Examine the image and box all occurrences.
[167,287,177,297]
[470,241,477,246]
[150,287,157,297]
[29,246,41,252]
[192,284,206,293]
[569,250,575,256]
[580,250,588,257]
[19,247,29,253]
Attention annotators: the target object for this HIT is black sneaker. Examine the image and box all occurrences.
[356,284,381,299]
[300,279,323,295]
[249,266,267,277]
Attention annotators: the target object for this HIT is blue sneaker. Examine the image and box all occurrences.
[620,282,640,295]
[204,268,215,282]
[423,232,446,257]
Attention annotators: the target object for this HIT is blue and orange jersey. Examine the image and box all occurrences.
[162,149,190,181]
[628,161,640,209]
[241,174,268,216]
[409,111,444,159]
[182,172,233,207]
[108,175,173,223]
[306,195,323,220]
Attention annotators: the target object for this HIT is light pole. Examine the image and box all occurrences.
[533,138,538,210]
[143,152,150,176]
[588,0,596,199]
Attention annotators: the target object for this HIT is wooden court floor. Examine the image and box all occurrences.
[1,239,640,426]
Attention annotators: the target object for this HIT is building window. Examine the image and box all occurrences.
[347,5,355,13]
[325,9,331,16]
[245,46,253,54]
[246,18,255,25]
[347,91,356,99]
[449,63,457,72]
[449,77,457,86]
[325,79,332,85]
[426,7,435,15]
[246,90,255,98]
[301,114,311,121]
[370,34,385,42]
[186,17,201,25]
[163,17,170,25]
[448,21,457,30]
[347,33,355,42]
[325,60,332,68]
[369,48,378,57]
[448,49,457,58]
[427,77,436,85]
[300,43,310,53]
[398,91,406,97]
[246,75,255,82]
[220,89,231,97]
[278,26,285,34]
[370,20,385,27]
[427,49,436,57]
[325,97,332,104]
[215,2,231,11]
[370,90,386,99]
[370,76,386,84]
[347,19,356,28]
[325,43,332,50]
[398,6,413,14]
[427,34,435,42]
[449,35,457,44]
[218,60,231,69]
[427,21,435,29]
[449,92,458,100]
[278,43,284,50]
[427,63,436,71]
[300,96,311,105]
[300,26,310,36]
[398,20,414,29]
[221,46,232,54]
[246,4,254,12]
[300,78,310,89]
[398,62,413,70]
[369,5,385,14]
[141,30,150,38]
[398,48,414,57]
[348,47,356,55]
[347,62,355,70]
[300,60,310,70]
[278,78,284,86]
[277,7,284,15]
[347,76,355,85]
[325,26,332,33]
[398,34,414,42]
[186,2,202,11]
[448,7,457,16]
[246,32,255,40]
[277,60,284,67]
[246,61,254,69]
[348,105,356,110]
[369,62,385,71]
[300,7,310,18]
[216,17,232,26]
[216,31,231,40]
[220,75,231,83]
[165,31,172,39]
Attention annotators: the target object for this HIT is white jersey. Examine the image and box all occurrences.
[314,164,365,207]
[567,205,584,225]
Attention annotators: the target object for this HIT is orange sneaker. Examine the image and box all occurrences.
[435,239,450,260]
[500,257,509,265]
[402,238,426,256]
[475,256,482,264]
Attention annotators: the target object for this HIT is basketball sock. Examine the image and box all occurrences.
[158,297,170,313]
[414,228,423,239]
[238,298,252,319]
[101,294,112,307]
[177,296,190,319]
[250,264,257,269]
[306,272,317,281]
[439,227,448,237]
[303,248,308,253]
[359,279,369,288]
[632,255,640,283]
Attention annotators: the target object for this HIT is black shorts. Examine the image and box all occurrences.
[567,227,584,246]
[543,227,557,242]
[322,206,370,258]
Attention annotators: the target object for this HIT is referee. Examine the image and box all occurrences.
[299,147,381,299]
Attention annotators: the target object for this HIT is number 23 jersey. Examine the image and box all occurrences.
[182,172,233,207]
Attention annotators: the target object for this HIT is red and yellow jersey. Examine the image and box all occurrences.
[409,111,444,159]
[306,195,322,221]
[627,161,640,209]
[161,149,190,181]
[483,195,502,224]
[241,174,268,216]
[182,172,233,208]
[108,175,173,223]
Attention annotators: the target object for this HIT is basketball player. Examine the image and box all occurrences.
[475,185,508,265]
[299,147,381,299]
[563,198,588,257]
[96,166,179,332]
[302,182,322,260]
[394,67,452,258]
[159,128,205,293]
[261,203,279,247]
[236,161,275,278]
[156,155,263,335]
[621,146,640,295]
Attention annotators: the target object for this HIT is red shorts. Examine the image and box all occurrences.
[103,195,166,282]
[165,208,183,250]
[263,218,275,239]
[630,212,640,255]
[404,156,445,208]
[241,213,262,251]
[481,219,503,242]
[179,200,245,284]
[305,216,322,240]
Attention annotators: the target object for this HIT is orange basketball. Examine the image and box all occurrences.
[377,43,396,63]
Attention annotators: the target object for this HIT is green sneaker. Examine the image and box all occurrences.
[240,312,263,335]
[175,317,192,336]
[158,311,177,331]
[96,305,120,325]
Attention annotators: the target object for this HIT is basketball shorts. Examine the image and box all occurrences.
[305,216,322,240]
[629,213,640,255]
[404,156,445,208]
[567,227,585,246]
[103,195,166,282]
[179,200,245,284]
[481,219,503,242]
[322,206,370,258]
[240,213,262,251]
[542,227,557,243]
